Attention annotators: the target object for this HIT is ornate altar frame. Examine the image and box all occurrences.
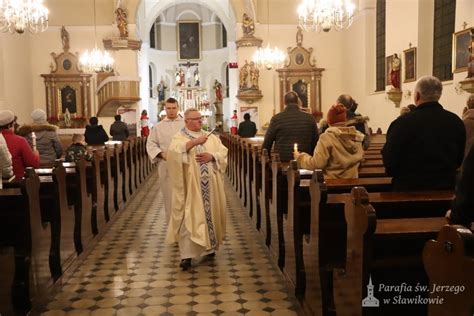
[276,28,324,114]
[41,27,92,128]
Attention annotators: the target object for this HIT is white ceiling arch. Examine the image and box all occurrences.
[136,0,237,42]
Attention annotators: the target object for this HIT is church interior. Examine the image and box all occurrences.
[1,0,474,315]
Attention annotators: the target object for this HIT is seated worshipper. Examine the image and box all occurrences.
[337,95,371,149]
[65,134,93,162]
[462,94,474,159]
[110,114,129,141]
[166,108,228,271]
[84,117,109,145]
[448,144,474,229]
[294,104,365,179]
[382,75,465,191]
[17,109,62,166]
[0,132,13,179]
[0,110,39,179]
[238,113,257,138]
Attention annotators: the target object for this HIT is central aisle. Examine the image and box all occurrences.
[41,172,300,315]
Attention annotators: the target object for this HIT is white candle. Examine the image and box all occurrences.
[294,143,298,152]
[31,132,37,150]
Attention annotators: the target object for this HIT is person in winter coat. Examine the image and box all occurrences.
[17,109,62,166]
[84,117,109,145]
[293,104,365,179]
[110,114,129,141]
[65,134,92,162]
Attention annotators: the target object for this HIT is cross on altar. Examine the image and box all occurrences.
[179,60,199,68]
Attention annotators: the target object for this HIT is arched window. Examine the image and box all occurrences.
[375,0,386,92]
[149,65,153,98]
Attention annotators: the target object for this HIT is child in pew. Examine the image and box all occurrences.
[293,104,365,179]
[65,134,93,162]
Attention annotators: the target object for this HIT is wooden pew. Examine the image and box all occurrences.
[359,166,386,178]
[0,169,49,313]
[250,142,263,230]
[259,149,272,246]
[423,225,474,316]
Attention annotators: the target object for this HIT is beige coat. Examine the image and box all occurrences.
[297,126,364,179]
[166,130,228,251]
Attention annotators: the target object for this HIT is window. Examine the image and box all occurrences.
[433,0,456,81]
[222,24,227,48]
[375,0,386,92]
[150,23,156,49]
[148,65,153,98]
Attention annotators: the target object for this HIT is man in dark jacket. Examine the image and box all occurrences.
[84,117,109,145]
[382,75,465,191]
[262,91,318,162]
[238,113,257,138]
[110,114,129,141]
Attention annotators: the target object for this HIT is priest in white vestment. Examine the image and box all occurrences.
[166,108,228,270]
[146,98,184,222]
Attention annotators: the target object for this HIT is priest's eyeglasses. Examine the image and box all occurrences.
[188,117,203,121]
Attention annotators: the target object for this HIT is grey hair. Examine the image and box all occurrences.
[336,94,352,110]
[184,108,199,118]
[414,76,443,102]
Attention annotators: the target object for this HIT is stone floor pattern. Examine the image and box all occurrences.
[40,172,300,316]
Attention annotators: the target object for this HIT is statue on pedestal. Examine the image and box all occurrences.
[157,80,167,102]
[115,7,129,38]
[242,13,255,37]
[214,80,223,102]
[249,61,259,90]
[239,60,250,90]
[390,54,401,90]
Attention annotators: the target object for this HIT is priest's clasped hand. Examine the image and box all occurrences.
[196,152,214,164]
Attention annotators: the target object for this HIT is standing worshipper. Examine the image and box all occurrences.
[238,113,257,138]
[146,98,185,222]
[109,114,129,141]
[84,117,109,145]
[166,108,228,271]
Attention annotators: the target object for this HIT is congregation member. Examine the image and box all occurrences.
[238,113,257,138]
[0,110,39,179]
[17,109,62,166]
[262,91,318,162]
[382,75,465,191]
[166,108,228,271]
[84,116,109,145]
[462,94,474,159]
[449,144,474,229]
[109,114,129,141]
[146,98,185,222]
[294,104,365,179]
[65,134,92,162]
[337,94,371,149]
[0,132,13,179]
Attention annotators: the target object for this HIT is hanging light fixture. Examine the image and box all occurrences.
[0,0,49,34]
[297,0,355,33]
[252,0,285,70]
[80,0,114,73]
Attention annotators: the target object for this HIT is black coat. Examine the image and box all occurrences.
[262,104,319,162]
[382,101,465,191]
[238,120,257,138]
[110,121,129,141]
[84,125,109,145]
[450,145,474,228]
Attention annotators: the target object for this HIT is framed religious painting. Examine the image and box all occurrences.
[453,28,472,73]
[178,21,201,61]
[403,47,416,82]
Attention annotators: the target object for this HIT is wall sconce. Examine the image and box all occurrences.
[404,90,412,99]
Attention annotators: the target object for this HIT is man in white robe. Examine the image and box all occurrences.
[146,98,184,222]
[166,108,228,270]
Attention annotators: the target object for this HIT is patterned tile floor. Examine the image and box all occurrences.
[40,172,301,316]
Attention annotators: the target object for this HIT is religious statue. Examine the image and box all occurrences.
[214,80,223,102]
[296,27,303,47]
[179,68,185,87]
[64,108,71,127]
[239,60,250,90]
[194,68,200,86]
[242,13,255,37]
[61,26,70,51]
[390,54,401,90]
[249,61,259,90]
[115,7,129,38]
[157,81,167,102]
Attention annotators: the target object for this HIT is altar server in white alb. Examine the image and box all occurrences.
[166,108,228,271]
[146,98,185,222]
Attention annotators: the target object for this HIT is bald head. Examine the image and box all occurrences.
[337,94,353,110]
[284,91,300,106]
[414,76,443,106]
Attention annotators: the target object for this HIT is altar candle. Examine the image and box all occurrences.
[294,143,298,152]
[31,132,37,150]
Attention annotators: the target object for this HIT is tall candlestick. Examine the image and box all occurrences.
[31,132,37,151]
[294,143,298,152]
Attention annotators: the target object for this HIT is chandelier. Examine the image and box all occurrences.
[79,0,114,72]
[0,0,49,34]
[251,0,285,70]
[252,44,285,70]
[297,0,356,32]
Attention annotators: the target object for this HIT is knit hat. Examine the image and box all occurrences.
[0,110,15,126]
[327,104,347,125]
[31,109,47,122]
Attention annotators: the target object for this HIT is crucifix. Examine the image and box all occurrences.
[178,60,200,87]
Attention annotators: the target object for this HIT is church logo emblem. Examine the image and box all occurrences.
[362,276,379,307]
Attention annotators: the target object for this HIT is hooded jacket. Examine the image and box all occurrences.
[297,126,365,179]
[17,122,62,166]
[84,124,109,145]
[462,108,474,158]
